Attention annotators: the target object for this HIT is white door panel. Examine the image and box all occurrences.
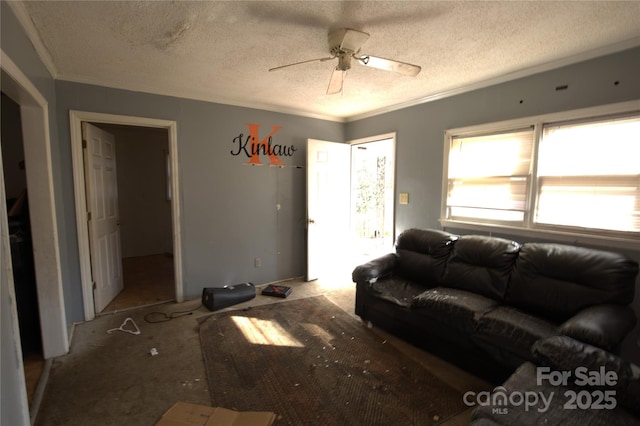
[306,139,350,281]
[83,122,123,312]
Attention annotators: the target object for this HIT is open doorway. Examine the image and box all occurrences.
[70,111,182,321]
[1,91,44,407]
[90,124,175,313]
[350,135,395,264]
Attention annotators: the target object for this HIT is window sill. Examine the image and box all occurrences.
[439,219,640,252]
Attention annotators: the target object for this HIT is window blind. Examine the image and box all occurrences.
[536,115,640,232]
[447,128,533,222]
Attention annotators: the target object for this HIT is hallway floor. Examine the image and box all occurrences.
[102,253,175,313]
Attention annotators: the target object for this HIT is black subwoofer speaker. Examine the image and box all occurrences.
[202,283,256,311]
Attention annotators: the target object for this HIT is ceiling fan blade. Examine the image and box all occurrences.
[357,55,421,76]
[327,68,345,95]
[269,56,335,72]
[329,28,370,52]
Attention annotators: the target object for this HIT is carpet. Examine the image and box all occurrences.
[198,295,467,425]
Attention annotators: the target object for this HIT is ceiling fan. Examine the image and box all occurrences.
[269,28,421,95]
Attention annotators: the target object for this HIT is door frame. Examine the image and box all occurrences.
[69,110,183,321]
[1,50,69,360]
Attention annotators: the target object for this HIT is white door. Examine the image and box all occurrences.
[82,122,123,312]
[306,139,350,281]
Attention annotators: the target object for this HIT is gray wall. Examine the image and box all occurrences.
[345,47,640,363]
[54,82,345,325]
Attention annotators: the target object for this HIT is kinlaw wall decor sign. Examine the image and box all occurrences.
[230,123,297,166]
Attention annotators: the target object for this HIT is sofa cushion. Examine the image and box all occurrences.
[558,304,637,351]
[367,277,427,308]
[474,306,558,361]
[441,235,520,301]
[508,243,638,321]
[411,287,499,333]
[395,228,459,254]
[395,228,458,285]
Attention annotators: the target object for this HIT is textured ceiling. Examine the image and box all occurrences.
[15,1,640,121]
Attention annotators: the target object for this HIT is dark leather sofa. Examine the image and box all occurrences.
[352,228,639,384]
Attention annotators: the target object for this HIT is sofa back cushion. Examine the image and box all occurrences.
[508,243,639,321]
[395,228,458,286]
[441,235,520,301]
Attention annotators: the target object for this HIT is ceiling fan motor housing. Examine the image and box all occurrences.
[328,28,370,54]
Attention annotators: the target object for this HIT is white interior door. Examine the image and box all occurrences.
[83,122,123,312]
[306,139,350,281]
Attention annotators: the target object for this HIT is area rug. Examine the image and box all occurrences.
[199,295,466,425]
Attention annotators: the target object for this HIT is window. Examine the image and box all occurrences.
[447,128,533,223]
[442,102,640,241]
[536,115,640,233]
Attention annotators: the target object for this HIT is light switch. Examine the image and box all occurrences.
[399,192,409,205]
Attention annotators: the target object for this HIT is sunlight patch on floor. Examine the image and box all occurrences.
[230,316,304,347]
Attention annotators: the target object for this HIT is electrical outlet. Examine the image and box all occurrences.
[254,257,262,268]
[399,193,409,205]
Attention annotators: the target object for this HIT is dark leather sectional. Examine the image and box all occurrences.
[352,228,639,424]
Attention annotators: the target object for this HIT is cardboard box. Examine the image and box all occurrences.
[156,402,277,426]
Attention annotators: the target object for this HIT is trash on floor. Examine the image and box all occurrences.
[106,317,141,335]
[155,402,276,426]
[261,284,292,298]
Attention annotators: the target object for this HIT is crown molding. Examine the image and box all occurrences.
[56,73,347,123]
[7,1,58,79]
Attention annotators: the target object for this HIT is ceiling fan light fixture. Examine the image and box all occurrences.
[337,53,352,71]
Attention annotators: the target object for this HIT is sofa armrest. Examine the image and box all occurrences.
[532,335,640,416]
[558,304,637,352]
[352,253,398,283]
